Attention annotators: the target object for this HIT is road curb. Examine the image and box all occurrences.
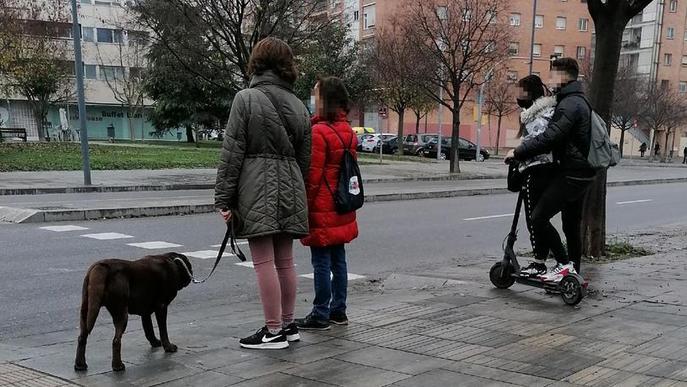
[1,178,684,223]
[0,174,507,196]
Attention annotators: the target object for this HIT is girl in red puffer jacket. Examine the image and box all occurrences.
[296,77,359,330]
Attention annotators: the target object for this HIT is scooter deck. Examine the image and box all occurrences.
[513,274,563,292]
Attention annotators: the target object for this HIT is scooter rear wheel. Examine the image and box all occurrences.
[560,275,585,306]
[490,262,515,289]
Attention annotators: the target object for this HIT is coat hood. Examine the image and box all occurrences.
[520,96,556,124]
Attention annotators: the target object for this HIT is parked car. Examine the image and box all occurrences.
[423,137,490,161]
[361,133,395,152]
[374,136,399,154]
[403,133,439,155]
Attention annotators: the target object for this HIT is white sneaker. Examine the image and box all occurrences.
[540,263,576,283]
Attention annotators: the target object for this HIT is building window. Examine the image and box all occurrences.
[363,4,375,29]
[533,43,542,57]
[682,55,687,66]
[80,0,92,3]
[576,46,587,60]
[578,18,589,31]
[680,81,687,93]
[661,79,670,89]
[554,45,565,55]
[96,28,123,44]
[667,27,675,39]
[510,13,521,26]
[128,30,149,45]
[84,64,97,79]
[100,65,125,80]
[81,27,94,42]
[535,15,544,28]
[664,53,673,66]
[508,42,520,56]
[556,17,567,30]
[353,10,359,21]
[670,0,678,12]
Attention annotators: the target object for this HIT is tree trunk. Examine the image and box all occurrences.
[449,108,461,173]
[496,115,503,156]
[582,19,628,258]
[619,128,626,157]
[415,112,421,134]
[397,108,405,155]
[185,125,195,143]
[34,111,46,141]
[663,129,671,162]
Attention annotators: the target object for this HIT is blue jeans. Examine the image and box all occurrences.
[310,245,347,321]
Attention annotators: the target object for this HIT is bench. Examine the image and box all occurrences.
[0,128,27,142]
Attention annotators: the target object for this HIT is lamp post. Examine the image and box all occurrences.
[529,0,538,75]
[70,0,91,185]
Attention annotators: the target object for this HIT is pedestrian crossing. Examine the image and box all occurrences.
[39,225,366,281]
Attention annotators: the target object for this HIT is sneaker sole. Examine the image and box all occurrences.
[286,333,301,342]
[240,341,289,350]
[297,325,331,331]
[329,320,348,326]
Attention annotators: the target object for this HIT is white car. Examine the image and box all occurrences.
[361,133,395,152]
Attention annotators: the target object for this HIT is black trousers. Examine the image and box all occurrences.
[529,171,594,272]
[523,166,562,264]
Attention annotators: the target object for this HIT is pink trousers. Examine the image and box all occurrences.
[248,234,297,332]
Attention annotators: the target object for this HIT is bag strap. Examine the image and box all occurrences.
[253,86,296,152]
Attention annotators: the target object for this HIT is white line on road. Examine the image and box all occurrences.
[81,232,133,240]
[127,241,183,249]
[182,250,235,259]
[212,241,248,247]
[464,213,513,221]
[616,199,653,205]
[299,273,366,281]
[40,225,89,232]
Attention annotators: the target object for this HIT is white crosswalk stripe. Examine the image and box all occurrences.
[299,273,366,281]
[81,232,133,240]
[127,241,183,249]
[235,261,254,268]
[212,241,249,247]
[40,225,89,232]
[182,250,236,260]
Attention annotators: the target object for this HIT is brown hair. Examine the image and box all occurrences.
[551,57,580,80]
[317,76,350,123]
[247,37,298,84]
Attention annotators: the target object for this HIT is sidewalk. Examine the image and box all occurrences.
[2,227,687,386]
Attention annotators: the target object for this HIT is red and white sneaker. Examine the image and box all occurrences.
[540,263,576,283]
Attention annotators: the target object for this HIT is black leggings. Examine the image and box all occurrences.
[527,171,594,272]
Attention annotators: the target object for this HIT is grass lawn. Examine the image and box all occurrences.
[110,139,222,149]
[0,142,221,171]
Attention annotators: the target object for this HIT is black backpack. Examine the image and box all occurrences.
[323,125,364,214]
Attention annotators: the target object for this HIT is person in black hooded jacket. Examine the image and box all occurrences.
[506,58,595,279]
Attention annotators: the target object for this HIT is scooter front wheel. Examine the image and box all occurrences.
[490,262,515,289]
[559,274,585,306]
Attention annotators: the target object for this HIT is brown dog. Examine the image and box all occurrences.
[74,253,193,372]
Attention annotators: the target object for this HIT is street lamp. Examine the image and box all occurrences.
[70,0,91,185]
[529,0,538,75]
[475,60,507,163]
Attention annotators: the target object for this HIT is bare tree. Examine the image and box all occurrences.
[96,9,149,141]
[639,85,685,163]
[400,0,510,172]
[610,65,645,158]
[133,0,333,95]
[484,70,517,156]
[583,0,654,257]
[371,18,429,155]
[409,93,435,136]
[0,0,74,141]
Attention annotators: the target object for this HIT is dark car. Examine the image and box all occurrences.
[403,133,439,155]
[423,137,490,161]
[374,136,399,155]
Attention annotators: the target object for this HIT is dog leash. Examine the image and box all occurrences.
[176,220,247,284]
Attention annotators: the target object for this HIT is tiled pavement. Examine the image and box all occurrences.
[2,240,687,386]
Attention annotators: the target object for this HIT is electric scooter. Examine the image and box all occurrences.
[489,191,587,306]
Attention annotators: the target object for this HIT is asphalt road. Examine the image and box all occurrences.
[1,182,686,341]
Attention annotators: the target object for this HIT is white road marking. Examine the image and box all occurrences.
[127,241,183,249]
[81,232,133,240]
[182,250,236,259]
[212,241,248,247]
[40,225,89,232]
[235,261,254,268]
[616,199,653,205]
[299,273,366,281]
[464,213,513,221]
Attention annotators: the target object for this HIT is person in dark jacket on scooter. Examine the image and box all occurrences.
[506,58,596,280]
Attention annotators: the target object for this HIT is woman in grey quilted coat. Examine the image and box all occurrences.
[513,75,560,278]
[214,37,311,350]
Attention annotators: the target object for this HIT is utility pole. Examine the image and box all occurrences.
[529,0,538,75]
[70,0,91,185]
[437,87,443,161]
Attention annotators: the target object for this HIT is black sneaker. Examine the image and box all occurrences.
[281,323,301,342]
[521,262,547,278]
[239,327,288,350]
[295,314,330,331]
[329,312,348,326]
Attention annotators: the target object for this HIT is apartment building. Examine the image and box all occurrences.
[620,0,687,157]
[333,0,594,149]
[0,0,156,141]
